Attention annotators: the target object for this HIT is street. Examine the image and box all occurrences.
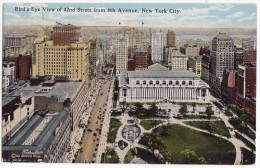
[75,77,112,163]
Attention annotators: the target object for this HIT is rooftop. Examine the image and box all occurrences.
[120,64,201,85]
[213,33,233,41]
[3,111,70,153]
[53,22,80,29]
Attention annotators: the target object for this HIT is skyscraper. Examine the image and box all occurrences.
[51,22,81,46]
[210,33,234,94]
[167,30,176,47]
[151,31,166,62]
[116,34,129,75]
[32,23,89,81]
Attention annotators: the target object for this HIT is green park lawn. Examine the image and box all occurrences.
[184,121,231,138]
[124,147,162,164]
[140,120,163,130]
[101,147,119,163]
[107,118,121,143]
[140,124,236,164]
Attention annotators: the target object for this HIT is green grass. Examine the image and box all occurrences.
[235,132,255,151]
[241,147,255,165]
[124,147,162,164]
[140,124,236,164]
[140,120,163,130]
[101,147,119,163]
[124,149,135,163]
[181,115,216,119]
[107,118,121,143]
[229,119,256,140]
[184,121,231,138]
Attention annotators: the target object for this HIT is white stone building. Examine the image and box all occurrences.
[116,34,129,75]
[151,31,166,62]
[119,63,210,103]
[171,52,188,70]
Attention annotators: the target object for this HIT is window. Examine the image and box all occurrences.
[189,81,192,85]
[143,80,146,85]
[182,81,186,85]
[149,80,153,84]
[136,80,140,84]
[175,81,179,85]
[201,89,206,97]
[162,80,166,85]
[156,80,159,85]
[169,81,172,85]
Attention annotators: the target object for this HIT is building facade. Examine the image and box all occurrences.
[243,50,256,66]
[2,62,16,90]
[210,33,234,94]
[151,31,166,62]
[134,48,149,70]
[32,40,89,81]
[185,45,200,57]
[171,52,188,70]
[2,111,71,163]
[119,63,210,103]
[116,34,129,75]
[234,47,244,70]
[51,22,81,46]
[201,55,210,84]
[188,56,202,76]
[167,30,176,47]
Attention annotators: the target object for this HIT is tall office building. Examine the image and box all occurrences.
[32,23,89,81]
[116,34,129,75]
[210,33,234,94]
[32,41,89,81]
[151,31,166,62]
[51,22,81,46]
[167,30,176,47]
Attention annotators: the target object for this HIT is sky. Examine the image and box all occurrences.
[3,3,257,28]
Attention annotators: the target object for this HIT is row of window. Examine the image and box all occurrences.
[136,80,193,85]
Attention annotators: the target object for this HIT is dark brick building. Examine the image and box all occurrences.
[51,22,81,46]
[243,50,256,66]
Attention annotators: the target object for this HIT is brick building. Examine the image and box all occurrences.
[243,50,256,66]
[51,22,81,46]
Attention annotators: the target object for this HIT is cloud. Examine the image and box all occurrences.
[227,11,245,18]
[209,4,234,11]
[4,12,21,19]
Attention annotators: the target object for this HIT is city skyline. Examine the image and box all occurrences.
[3,3,257,28]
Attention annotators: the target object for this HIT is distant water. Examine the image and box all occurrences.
[176,35,256,41]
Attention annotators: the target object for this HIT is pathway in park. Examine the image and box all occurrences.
[95,101,255,165]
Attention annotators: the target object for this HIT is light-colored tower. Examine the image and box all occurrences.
[210,33,234,94]
[151,30,166,62]
[116,34,129,75]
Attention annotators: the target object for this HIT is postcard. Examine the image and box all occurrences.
[1,1,257,167]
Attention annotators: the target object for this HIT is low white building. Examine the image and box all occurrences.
[119,63,210,103]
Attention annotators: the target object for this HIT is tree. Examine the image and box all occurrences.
[205,106,214,119]
[241,108,250,127]
[207,122,217,134]
[181,149,198,164]
[179,103,188,116]
[140,133,166,153]
[120,101,128,115]
[149,102,158,117]
[198,156,207,164]
[134,102,144,117]
[192,102,196,113]
[161,150,173,163]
